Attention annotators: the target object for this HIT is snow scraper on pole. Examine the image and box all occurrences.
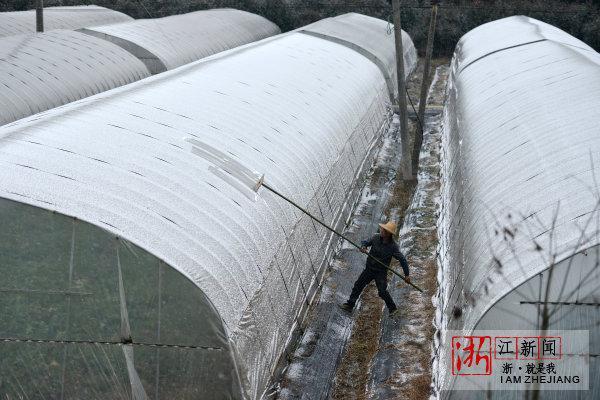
[186,137,423,293]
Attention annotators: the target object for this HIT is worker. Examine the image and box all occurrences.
[339,221,410,317]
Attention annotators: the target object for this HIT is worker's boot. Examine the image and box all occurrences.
[339,302,353,312]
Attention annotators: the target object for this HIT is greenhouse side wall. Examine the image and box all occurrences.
[441,246,600,399]
[234,80,394,399]
[0,197,243,399]
[470,246,600,399]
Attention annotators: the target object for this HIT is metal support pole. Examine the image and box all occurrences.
[412,1,438,174]
[392,0,412,180]
[36,0,44,33]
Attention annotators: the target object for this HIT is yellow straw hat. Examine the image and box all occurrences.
[378,221,397,235]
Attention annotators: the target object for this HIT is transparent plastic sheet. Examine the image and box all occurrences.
[0,5,132,38]
[0,198,240,399]
[442,250,600,399]
[0,16,415,399]
[434,16,600,398]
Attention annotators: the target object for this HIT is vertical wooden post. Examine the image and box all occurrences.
[36,0,44,33]
[412,1,438,175]
[392,0,412,180]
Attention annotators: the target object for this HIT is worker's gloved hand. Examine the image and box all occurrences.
[360,247,368,254]
[397,276,410,288]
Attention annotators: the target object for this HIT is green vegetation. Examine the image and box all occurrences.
[1,1,598,55]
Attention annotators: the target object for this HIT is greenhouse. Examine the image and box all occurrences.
[0,30,150,126]
[0,5,132,38]
[436,16,600,398]
[0,13,416,400]
[0,9,280,126]
[81,9,281,73]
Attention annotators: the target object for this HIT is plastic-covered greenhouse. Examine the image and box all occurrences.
[0,5,132,38]
[0,30,150,126]
[0,9,280,126]
[436,16,600,398]
[81,9,281,74]
[0,13,416,400]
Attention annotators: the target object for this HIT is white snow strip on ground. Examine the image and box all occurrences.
[430,64,450,400]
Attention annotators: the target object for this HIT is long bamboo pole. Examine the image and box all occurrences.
[262,182,423,293]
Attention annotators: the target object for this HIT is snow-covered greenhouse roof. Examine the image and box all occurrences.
[0,30,150,126]
[82,8,281,73]
[302,12,416,100]
[0,9,281,126]
[439,15,600,333]
[0,13,416,400]
[0,5,132,38]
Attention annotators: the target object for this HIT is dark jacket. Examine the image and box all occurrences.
[361,234,409,276]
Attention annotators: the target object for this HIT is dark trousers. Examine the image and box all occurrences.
[347,267,397,311]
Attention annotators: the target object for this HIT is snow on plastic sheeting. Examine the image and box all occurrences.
[435,16,600,394]
[302,12,417,101]
[453,15,594,72]
[0,5,132,38]
[83,9,280,73]
[0,20,406,398]
[0,30,150,126]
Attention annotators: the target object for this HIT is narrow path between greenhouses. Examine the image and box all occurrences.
[271,60,449,400]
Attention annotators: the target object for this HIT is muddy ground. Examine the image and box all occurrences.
[273,58,449,400]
